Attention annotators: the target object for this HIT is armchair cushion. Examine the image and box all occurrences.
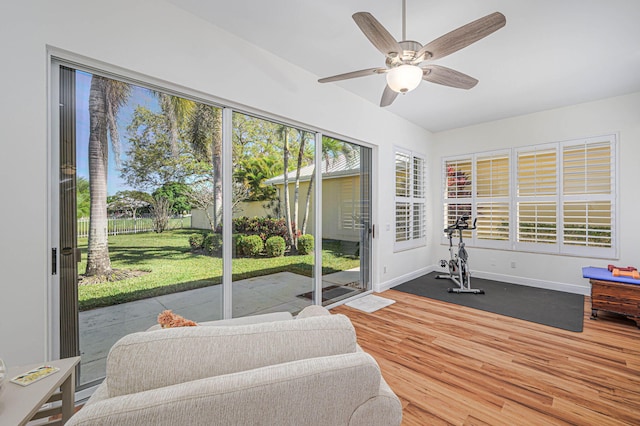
[68,352,398,426]
[106,313,357,397]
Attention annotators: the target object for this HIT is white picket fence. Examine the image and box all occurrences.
[77,215,191,238]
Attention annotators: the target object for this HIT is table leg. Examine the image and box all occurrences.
[60,368,76,424]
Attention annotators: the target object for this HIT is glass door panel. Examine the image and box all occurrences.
[321,137,372,305]
[231,112,314,316]
[58,65,223,388]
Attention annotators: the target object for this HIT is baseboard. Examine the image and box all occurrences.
[375,265,436,293]
[376,266,590,296]
[470,270,590,296]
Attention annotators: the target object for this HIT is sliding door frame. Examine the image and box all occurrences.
[48,48,377,392]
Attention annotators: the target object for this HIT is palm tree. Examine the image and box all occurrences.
[187,103,223,227]
[85,75,130,276]
[281,125,294,247]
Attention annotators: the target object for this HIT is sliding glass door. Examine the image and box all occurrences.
[320,137,372,304]
[54,60,373,389]
[231,112,315,315]
[57,64,224,387]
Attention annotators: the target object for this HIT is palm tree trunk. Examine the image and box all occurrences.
[292,132,306,247]
[212,108,223,228]
[282,129,294,248]
[85,76,112,276]
[301,167,315,234]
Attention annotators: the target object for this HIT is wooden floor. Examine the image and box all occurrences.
[333,290,640,426]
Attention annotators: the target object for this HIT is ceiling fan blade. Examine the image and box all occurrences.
[380,84,399,107]
[417,12,506,61]
[318,67,387,83]
[353,12,403,58]
[422,65,478,89]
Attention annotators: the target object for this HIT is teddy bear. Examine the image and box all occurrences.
[157,310,198,328]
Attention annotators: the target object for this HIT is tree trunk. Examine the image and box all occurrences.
[282,129,294,248]
[85,76,112,276]
[292,133,306,246]
[301,168,315,235]
[212,108,223,228]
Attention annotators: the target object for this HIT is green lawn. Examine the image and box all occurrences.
[77,229,359,311]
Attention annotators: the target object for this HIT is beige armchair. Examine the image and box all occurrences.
[66,306,402,425]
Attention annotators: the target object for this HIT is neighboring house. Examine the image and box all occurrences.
[191,152,364,243]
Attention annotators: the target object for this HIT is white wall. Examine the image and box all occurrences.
[0,0,433,366]
[432,92,640,294]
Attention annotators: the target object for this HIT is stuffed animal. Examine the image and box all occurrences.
[157,310,198,328]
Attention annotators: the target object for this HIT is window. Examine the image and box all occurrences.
[395,148,426,250]
[442,135,616,257]
[443,152,510,247]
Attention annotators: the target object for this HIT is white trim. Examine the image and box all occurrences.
[378,265,435,292]
[471,271,590,295]
[377,265,589,296]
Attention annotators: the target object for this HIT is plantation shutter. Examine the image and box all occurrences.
[395,149,426,250]
[443,158,472,240]
[412,156,425,239]
[441,134,616,257]
[476,153,510,244]
[516,147,558,250]
[562,139,615,255]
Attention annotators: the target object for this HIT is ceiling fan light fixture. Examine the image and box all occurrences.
[386,64,422,93]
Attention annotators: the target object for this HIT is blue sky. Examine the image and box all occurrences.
[75,71,159,195]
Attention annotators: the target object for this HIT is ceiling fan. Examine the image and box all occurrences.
[318,0,506,107]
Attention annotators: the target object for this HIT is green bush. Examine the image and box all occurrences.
[203,233,223,255]
[232,216,292,246]
[297,234,314,255]
[188,233,205,250]
[240,234,264,257]
[265,236,286,257]
[233,234,244,257]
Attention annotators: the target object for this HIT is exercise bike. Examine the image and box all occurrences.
[436,215,484,294]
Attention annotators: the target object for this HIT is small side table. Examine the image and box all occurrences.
[590,279,640,327]
[0,356,80,425]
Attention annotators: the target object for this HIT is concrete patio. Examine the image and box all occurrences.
[78,269,363,385]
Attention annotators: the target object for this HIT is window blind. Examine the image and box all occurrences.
[476,154,509,243]
[395,149,426,250]
[441,134,616,257]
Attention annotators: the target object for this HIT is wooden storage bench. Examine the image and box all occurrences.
[590,278,640,327]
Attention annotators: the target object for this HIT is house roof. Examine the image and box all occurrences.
[265,152,360,186]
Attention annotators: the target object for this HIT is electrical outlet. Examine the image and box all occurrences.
[510,261,516,269]
[383,265,387,273]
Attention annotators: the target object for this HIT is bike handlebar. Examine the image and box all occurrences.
[444,216,477,233]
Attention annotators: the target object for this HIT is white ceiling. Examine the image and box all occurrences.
[167,0,640,132]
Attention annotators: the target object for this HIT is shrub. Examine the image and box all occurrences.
[233,234,244,257]
[265,236,286,257]
[297,234,314,255]
[232,216,293,246]
[240,234,264,257]
[203,233,223,255]
[188,233,205,250]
